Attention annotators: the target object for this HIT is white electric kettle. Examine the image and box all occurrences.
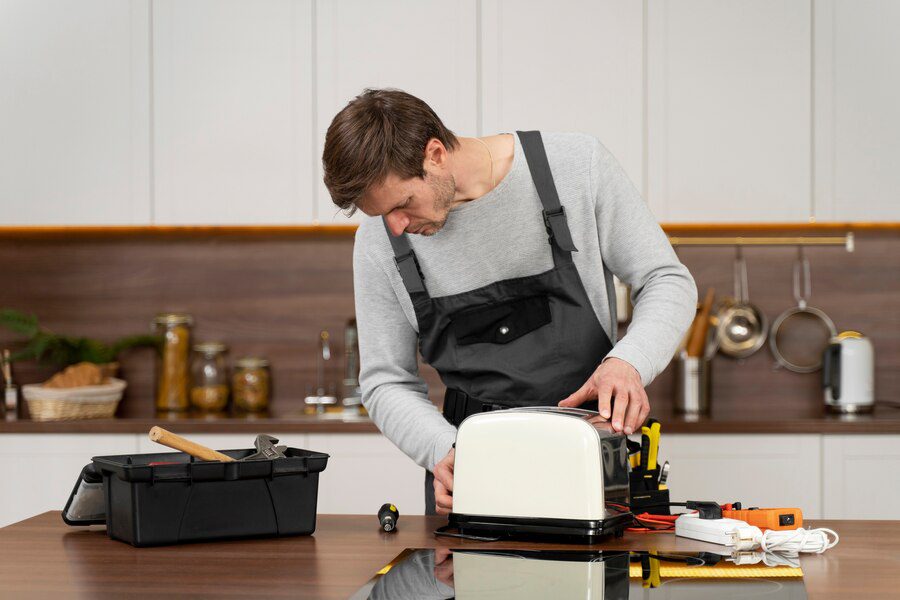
[823,331,875,414]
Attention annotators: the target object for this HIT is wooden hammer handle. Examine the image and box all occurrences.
[148,426,236,462]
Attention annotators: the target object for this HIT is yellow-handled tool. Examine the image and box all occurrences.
[647,420,661,471]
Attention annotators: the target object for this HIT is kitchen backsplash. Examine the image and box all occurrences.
[0,228,896,419]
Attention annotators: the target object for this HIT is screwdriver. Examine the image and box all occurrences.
[378,503,400,532]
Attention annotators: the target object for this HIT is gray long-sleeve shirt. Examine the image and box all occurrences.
[352,132,697,471]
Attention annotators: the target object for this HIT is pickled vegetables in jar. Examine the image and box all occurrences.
[153,313,194,411]
[232,357,271,412]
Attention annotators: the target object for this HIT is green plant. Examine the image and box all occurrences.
[0,308,160,366]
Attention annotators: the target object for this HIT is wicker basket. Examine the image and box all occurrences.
[22,378,127,421]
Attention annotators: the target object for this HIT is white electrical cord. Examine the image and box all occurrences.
[731,526,839,556]
[730,550,801,569]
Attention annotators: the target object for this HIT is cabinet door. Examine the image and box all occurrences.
[822,435,900,519]
[813,0,900,221]
[481,0,644,204]
[307,433,425,515]
[314,0,478,224]
[646,0,811,222]
[0,0,150,225]
[659,434,822,518]
[0,434,139,527]
[153,0,315,224]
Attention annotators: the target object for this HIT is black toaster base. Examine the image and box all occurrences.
[448,511,634,543]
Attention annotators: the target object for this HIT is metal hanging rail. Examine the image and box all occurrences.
[668,232,854,252]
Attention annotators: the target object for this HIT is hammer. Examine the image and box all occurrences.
[148,427,287,462]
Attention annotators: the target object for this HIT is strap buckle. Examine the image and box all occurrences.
[542,206,578,253]
[393,250,426,293]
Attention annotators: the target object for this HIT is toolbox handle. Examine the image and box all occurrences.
[62,463,107,526]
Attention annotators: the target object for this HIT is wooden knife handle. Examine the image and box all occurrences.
[686,288,716,358]
[148,426,236,462]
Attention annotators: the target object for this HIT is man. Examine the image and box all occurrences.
[323,89,697,516]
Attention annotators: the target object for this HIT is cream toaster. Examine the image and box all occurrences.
[449,407,632,541]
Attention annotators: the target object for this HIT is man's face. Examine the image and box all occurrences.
[360,170,456,237]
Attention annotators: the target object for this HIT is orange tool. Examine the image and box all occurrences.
[722,507,803,531]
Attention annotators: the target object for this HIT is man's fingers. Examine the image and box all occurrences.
[435,493,453,515]
[623,391,644,434]
[434,478,453,515]
[596,382,614,420]
[637,389,651,427]
[637,403,651,429]
[558,380,594,408]
[434,464,453,493]
[610,389,628,432]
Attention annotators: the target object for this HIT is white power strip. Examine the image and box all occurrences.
[675,513,841,557]
[675,513,747,545]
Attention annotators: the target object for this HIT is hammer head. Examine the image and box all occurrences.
[243,434,288,460]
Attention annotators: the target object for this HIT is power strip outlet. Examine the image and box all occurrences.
[675,513,750,546]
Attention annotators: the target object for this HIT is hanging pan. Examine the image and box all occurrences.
[769,248,836,373]
[715,247,768,358]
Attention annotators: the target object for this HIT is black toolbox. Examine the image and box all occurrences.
[63,446,329,547]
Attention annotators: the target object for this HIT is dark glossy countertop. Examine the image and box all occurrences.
[2,513,899,599]
[2,402,900,434]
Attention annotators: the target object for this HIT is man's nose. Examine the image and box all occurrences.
[386,212,409,237]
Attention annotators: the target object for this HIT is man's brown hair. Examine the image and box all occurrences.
[322,88,459,215]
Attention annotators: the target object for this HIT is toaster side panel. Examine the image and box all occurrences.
[453,412,607,520]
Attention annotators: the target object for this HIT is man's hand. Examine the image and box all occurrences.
[433,447,455,515]
[558,357,649,434]
[433,548,455,588]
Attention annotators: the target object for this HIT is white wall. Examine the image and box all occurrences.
[1,0,899,224]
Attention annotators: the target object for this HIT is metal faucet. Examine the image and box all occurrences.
[305,330,337,414]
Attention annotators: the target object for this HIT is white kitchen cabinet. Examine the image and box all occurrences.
[0,0,151,225]
[813,0,900,221]
[0,434,138,528]
[646,0,812,222]
[308,433,425,516]
[480,0,644,202]
[659,434,823,518]
[152,0,315,224]
[822,435,900,519]
[313,0,479,224]
[5,431,900,529]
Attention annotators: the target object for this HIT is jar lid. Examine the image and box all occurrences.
[154,313,194,326]
[235,356,269,368]
[194,342,227,354]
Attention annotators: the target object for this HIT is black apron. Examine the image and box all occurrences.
[384,131,615,515]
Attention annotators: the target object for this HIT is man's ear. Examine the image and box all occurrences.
[423,137,449,170]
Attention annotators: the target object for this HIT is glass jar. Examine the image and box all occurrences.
[153,313,194,412]
[232,357,271,412]
[190,342,229,412]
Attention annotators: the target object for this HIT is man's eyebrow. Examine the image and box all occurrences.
[393,196,412,211]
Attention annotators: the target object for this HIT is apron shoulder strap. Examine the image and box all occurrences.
[517,130,579,255]
[382,217,427,295]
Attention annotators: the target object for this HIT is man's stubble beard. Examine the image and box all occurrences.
[419,172,456,237]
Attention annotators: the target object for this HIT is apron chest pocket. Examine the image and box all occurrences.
[450,296,552,346]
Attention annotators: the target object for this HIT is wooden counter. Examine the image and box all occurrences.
[0,512,897,598]
[2,404,900,434]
